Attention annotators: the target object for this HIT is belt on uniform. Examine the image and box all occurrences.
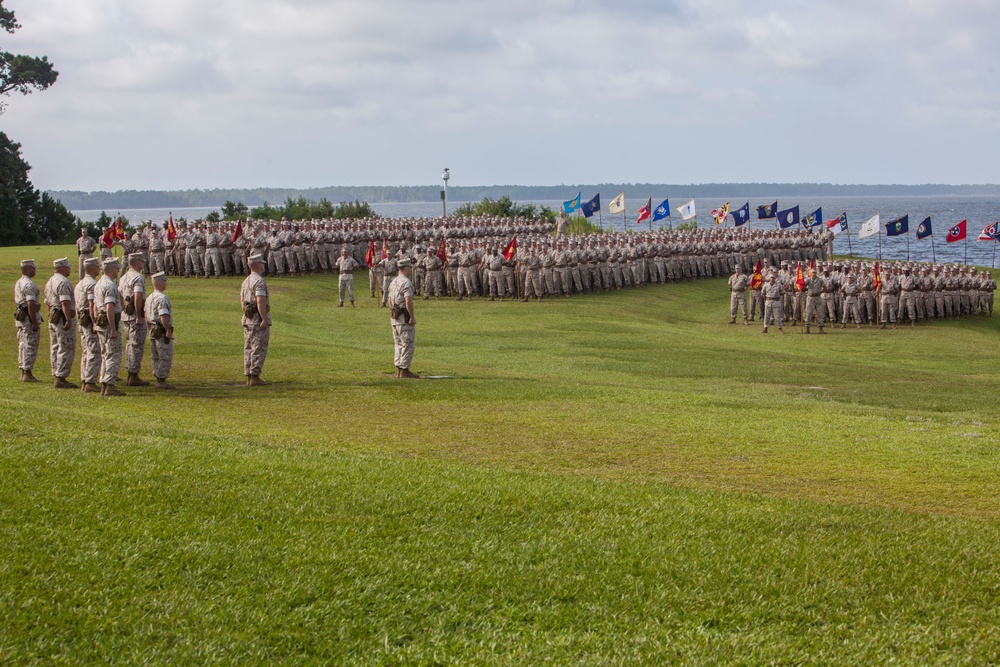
[765,297,779,301]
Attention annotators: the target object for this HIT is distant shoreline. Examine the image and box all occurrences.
[50,184,1000,212]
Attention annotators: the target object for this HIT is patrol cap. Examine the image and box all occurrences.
[151,271,167,281]
[53,257,71,268]
[129,252,145,263]
[248,253,265,263]
[20,259,35,268]
[102,258,121,270]
[398,258,412,269]
[84,257,101,267]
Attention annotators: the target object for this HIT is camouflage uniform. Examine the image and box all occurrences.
[44,264,77,381]
[14,270,41,374]
[240,269,271,378]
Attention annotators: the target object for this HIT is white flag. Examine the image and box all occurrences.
[609,192,625,215]
[858,213,880,240]
[676,199,696,220]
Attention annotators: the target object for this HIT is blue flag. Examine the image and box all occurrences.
[916,216,932,240]
[651,198,671,223]
[801,207,823,228]
[581,193,601,219]
[731,202,750,227]
[885,214,909,237]
[757,201,778,219]
[776,205,800,229]
[563,192,581,214]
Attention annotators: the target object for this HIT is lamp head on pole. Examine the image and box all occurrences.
[441,168,450,183]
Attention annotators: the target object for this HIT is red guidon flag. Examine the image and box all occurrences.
[437,238,448,265]
[636,197,651,226]
[115,217,126,240]
[167,214,177,241]
[380,239,387,261]
[365,240,376,267]
[795,262,805,291]
[750,260,763,290]
[101,225,115,249]
[873,262,882,292]
[231,220,244,243]
[502,237,518,261]
[946,219,967,243]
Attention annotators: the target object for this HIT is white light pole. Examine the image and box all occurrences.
[441,167,450,217]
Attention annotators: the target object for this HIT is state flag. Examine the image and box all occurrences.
[946,220,967,243]
[801,207,823,228]
[916,216,932,240]
[502,237,518,261]
[609,192,626,215]
[563,193,581,214]
[777,205,800,229]
[636,197,652,225]
[731,202,750,227]
[711,202,730,226]
[581,194,601,219]
[826,212,848,236]
[858,213,880,239]
[757,201,778,219]
[676,199,696,220]
[885,214,909,237]
[977,221,999,242]
[652,198,671,223]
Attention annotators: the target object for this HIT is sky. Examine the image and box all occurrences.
[3,0,999,191]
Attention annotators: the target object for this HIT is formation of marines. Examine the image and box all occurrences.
[728,260,996,333]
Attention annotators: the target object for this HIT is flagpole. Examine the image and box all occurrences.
[931,233,936,263]
[965,234,968,266]
[877,213,882,260]
[847,220,854,260]
[906,231,910,262]
[992,236,997,269]
[598,208,603,234]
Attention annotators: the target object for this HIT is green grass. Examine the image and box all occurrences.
[1,244,999,664]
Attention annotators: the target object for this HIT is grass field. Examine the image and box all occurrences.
[1,244,999,664]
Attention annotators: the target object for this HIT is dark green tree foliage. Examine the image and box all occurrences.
[248,197,377,221]
[0,1,76,246]
[204,210,221,223]
[221,200,248,221]
[454,196,557,222]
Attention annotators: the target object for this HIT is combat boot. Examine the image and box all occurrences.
[399,368,420,379]
[728,318,735,324]
[805,325,810,334]
[155,378,176,390]
[126,373,150,387]
[743,318,749,325]
[103,383,126,397]
[338,302,344,307]
[82,382,101,393]
[20,370,39,383]
[248,375,268,386]
[53,377,78,389]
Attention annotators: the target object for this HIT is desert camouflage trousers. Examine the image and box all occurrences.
[48,320,77,378]
[79,324,101,384]
[150,336,173,380]
[123,320,147,374]
[96,325,122,385]
[243,319,270,376]
[16,322,39,371]
[392,322,415,370]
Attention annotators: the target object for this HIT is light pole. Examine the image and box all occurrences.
[441,167,450,218]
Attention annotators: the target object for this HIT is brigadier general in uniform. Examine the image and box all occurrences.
[388,257,418,378]
[241,253,271,386]
[44,257,78,389]
[14,259,41,382]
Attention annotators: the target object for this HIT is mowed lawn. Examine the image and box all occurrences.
[1,244,998,664]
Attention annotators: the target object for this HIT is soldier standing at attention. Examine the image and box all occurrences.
[93,258,125,396]
[145,272,175,389]
[422,246,443,300]
[802,266,826,334]
[728,265,749,324]
[14,259,41,382]
[241,253,271,386]
[77,228,98,280]
[336,247,358,307]
[761,272,785,334]
[879,266,899,329]
[379,252,398,308]
[388,258,418,378]
[75,257,102,393]
[119,254,150,387]
[44,258,78,389]
[839,274,863,329]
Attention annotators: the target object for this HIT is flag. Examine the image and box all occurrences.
[652,198,671,223]
[636,197,652,225]
[873,262,882,291]
[711,202,730,225]
[581,194,601,219]
[750,260,763,290]
[916,216,932,240]
[801,207,823,228]
[609,192,625,215]
[756,201,777,219]
[365,240,376,267]
[563,193,581,214]
[977,221,999,242]
[676,199,696,220]
[731,202,750,227]
[826,212,848,236]
[437,238,448,265]
[231,220,244,243]
[115,217,126,240]
[777,205,800,229]
[885,214,909,237]
[795,262,805,292]
[502,237,518,261]
[101,225,115,249]
[380,239,388,260]
[166,214,177,241]
[858,213,880,239]
[946,220,967,243]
